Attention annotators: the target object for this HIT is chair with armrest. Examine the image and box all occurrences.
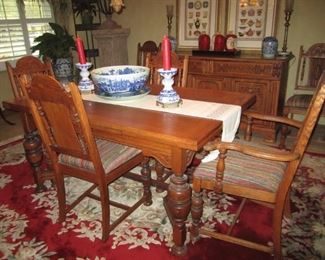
[137,40,161,66]
[22,74,151,241]
[190,71,325,259]
[282,43,325,146]
[145,51,189,88]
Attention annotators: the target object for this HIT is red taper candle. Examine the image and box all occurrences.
[75,36,86,64]
[162,35,171,70]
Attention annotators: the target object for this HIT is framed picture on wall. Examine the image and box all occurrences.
[227,0,277,50]
[177,0,218,49]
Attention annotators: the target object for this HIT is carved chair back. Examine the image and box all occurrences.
[6,56,54,132]
[137,40,161,66]
[6,56,54,98]
[145,51,189,87]
[295,43,325,91]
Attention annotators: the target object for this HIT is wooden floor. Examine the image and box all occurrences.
[0,109,324,154]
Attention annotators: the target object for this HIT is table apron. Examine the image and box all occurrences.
[93,128,201,174]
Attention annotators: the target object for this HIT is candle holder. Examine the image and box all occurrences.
[280,1,294,56]
[156,68,182,108]
[76,62,94,93]
[166,5,173,36]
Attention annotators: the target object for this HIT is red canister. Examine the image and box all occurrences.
[213,33,225,51]
[198,34,210,51]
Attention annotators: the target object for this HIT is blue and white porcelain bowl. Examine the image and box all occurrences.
[91,65,150,97]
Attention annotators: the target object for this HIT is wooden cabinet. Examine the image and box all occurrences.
[186,55,291,141]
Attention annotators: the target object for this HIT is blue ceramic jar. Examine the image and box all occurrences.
[262,36,278,58]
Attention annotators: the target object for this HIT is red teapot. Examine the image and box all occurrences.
[212,33,225,51]
[198,34,210,51]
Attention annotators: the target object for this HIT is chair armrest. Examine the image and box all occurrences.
[243,111,303,129]
[204,140,300,162]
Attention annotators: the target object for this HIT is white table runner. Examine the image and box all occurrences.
[83,94,241,162]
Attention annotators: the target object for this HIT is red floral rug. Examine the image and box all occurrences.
[0,136,324,259]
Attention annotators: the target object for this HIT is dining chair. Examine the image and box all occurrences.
[137,40,161,66]
[145,51,189,88]
[6,55,54,133]
[144,51,189,191]
[190,71,325,259]
[6,56,55,190]
[281,43,325,148]
[23,74,150,241]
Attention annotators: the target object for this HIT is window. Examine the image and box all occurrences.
[0,0,54,70]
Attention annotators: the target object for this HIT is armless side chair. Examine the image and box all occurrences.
[191,71,325,259]
[23,75,151,240]
[144,51,189,191]
[6,56,54,133]
[6,56,55,190]
[145,51,189,88]
[281,43,325,147]
[137,40,161,66]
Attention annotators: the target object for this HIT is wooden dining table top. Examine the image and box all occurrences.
[3,85,255,156]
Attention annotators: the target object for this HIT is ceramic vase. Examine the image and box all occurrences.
[262,37,278,58]
[53,58,73,85]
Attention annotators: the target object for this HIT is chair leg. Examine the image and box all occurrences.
[99,183,110,241]
[272,208,284,260]
[141,157,152,206]
[190,188,203,242]
[283,191,292,219]
[155,161,165,193]
[56,171,67,223]
[279,108,291,150]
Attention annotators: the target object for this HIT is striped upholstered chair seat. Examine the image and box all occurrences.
[286,94,325,115]
[286,94,312,109]
[58,139,141,174]
[193,145,288,193]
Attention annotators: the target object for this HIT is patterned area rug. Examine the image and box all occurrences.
[0,138,324,259]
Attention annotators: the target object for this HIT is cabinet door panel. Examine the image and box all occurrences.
[188,75,224,90]
[231,79,271,113]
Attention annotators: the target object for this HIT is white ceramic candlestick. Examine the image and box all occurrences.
[76,62,94,93]
[156,68,182,107]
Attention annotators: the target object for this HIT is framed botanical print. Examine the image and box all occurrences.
[227,0,278,50]
[177,0,218,49]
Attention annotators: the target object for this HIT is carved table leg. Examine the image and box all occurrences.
[165,174,191,256]
[23,131,45,192]
[141,157,152,206]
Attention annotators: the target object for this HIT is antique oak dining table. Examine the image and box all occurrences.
[3,84,255,256]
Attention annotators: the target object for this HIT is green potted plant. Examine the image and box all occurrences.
[31,22,75,83]
[73,0,97,25]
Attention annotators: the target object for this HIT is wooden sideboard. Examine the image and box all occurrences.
[186,54,291,142]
